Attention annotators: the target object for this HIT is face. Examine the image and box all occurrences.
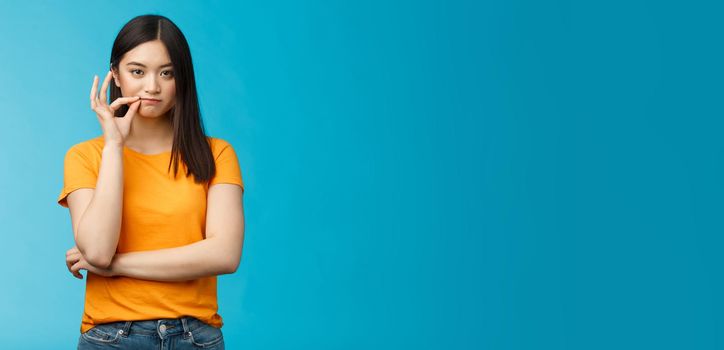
[112,40,176,119]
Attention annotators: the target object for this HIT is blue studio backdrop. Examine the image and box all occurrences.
[0,0,721,349]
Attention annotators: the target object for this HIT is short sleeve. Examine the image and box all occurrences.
[209,140,244,192]
[57,145,99,208]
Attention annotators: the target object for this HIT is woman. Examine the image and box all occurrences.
[58,14,244,350]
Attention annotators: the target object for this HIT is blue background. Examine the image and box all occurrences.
[0,0,720,349]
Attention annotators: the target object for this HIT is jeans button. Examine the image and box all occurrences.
[159,324,167,332]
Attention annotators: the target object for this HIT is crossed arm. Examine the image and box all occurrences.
[65,183,244,282]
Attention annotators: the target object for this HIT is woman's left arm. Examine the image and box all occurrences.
[114,183,244,281]
[69,184,244,282]
[117,183,244,281]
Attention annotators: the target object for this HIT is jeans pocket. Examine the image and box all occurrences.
[187,322,224,348]
[81,324,122,345]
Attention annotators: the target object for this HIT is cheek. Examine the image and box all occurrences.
[118,76,143,95]
[165,83,176,101]
[167,82,176,97]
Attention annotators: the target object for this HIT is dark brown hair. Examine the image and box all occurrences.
[109,14,214,184]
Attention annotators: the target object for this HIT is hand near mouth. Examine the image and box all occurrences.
[90,70,141,147]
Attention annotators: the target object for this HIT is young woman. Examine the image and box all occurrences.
[58,14,244,350]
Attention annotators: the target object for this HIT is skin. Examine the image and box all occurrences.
[64,40,245,281]
[112,40,177,153]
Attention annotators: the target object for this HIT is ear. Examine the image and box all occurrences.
[111,67,120,87]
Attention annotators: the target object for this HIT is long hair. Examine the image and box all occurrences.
[109,14,215,184]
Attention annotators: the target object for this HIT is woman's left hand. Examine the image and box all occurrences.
[66,246,116,278]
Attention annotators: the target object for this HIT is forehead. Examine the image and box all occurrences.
[120,40,171,67]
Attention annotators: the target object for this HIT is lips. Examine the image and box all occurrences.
[140,97,161,106]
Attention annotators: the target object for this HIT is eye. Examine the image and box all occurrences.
[130,69,143,76]
[162,70,174,78]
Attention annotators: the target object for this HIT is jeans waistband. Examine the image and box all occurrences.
[98,316,210,337]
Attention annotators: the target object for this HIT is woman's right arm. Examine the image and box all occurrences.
[68,143,124,268]
[68,71,141,268]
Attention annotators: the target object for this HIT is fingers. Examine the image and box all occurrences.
[69,260,83,279]
[125,99,141,119]
[67,261,83,279]
[71,260,85,279]
[109,96,141,111]
[67,258,83,279]
[99,71,112,105]
[90,75,99,110]
[66,248,83,279]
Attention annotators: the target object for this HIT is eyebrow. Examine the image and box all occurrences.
[126,61,173,68]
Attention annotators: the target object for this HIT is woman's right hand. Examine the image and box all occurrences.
[90,70,141,147]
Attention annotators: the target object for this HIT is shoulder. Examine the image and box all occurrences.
[64,135,105,159]
[206,136,237,159]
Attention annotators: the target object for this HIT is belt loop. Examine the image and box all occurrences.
[181,317,191,337]
[120,321,132,337]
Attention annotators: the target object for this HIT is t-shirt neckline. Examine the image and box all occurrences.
[123,146,172,157]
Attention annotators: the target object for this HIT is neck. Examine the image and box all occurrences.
[125,113,174,149]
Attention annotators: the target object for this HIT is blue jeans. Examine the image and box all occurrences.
[77,316,224,349]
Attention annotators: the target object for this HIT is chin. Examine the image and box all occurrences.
[139,109,172,118]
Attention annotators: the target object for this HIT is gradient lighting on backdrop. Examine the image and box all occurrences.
[0,0,720,349]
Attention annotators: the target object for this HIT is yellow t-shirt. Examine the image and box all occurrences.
[57,135,244,334]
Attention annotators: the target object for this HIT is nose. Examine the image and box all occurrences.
[144,75,161,95]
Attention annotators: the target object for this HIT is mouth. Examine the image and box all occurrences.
[140,97,162,105]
